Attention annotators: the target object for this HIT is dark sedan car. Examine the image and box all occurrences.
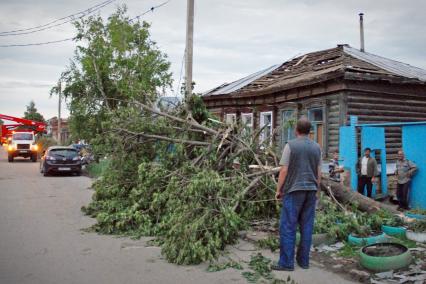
[40,146,82,176]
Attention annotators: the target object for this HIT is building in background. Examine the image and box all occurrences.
[202,44,426,160]
[47,117,70,144]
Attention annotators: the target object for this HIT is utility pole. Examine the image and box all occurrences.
[57,81,62,145]
[185,0,194,99]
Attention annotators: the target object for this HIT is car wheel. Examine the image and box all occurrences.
[31,154,37,162]
[8,155,13,162]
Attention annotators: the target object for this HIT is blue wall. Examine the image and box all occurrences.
[339,116,358,191]
[403,125,426,209]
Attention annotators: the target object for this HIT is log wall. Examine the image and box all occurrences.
[346,91,426,161]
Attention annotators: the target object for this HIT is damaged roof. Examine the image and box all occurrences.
[204,44,426,97]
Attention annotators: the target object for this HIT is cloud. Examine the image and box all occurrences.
[0,79,54,89]
[0,0,426,115]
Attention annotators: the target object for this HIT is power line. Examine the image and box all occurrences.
[129,0,171,22]
[0,0,116,36]
[0,37,75,48]
[0,0,116,35]
[0,1,172,48]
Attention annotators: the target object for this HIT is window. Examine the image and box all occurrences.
[241,113,254,137]
[281,110,296,146]
[260,111,273,145]
[49,148,79,158]
[12,133,34,141]
[307,107,324,148]
[225,113,236,125]
[241,113,253,127]
[308,107,323,122]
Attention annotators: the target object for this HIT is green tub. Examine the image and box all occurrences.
[360,243,412,272]
[381,225,407,237]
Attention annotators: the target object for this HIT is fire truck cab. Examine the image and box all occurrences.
[7,131,39,162]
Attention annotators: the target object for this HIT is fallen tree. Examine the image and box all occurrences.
[321,178,399,214]
[82,98,401,265]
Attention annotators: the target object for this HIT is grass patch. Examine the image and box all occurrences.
[86,159,109,178]
[388,236,418,248]
[256,235,279,252]
[337,242,361,258]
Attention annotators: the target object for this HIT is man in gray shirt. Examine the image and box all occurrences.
[395,150,417,210]
[272,118,321,271]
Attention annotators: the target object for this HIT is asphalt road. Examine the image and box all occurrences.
[0,147,357,284]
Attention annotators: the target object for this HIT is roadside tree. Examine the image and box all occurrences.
[52,6,172,143]
[23,101,45,123]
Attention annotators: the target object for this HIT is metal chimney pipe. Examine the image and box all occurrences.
[359,13,365,52]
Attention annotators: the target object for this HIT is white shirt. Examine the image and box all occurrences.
[361,156,368,176]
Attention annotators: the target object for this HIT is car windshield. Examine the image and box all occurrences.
[12,133,33,140]
[49,149,78,158]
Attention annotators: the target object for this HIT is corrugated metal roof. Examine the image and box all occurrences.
[206,64,280,96]
[344,46,426,81]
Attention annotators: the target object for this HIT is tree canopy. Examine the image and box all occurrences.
[23,101,45,123]
[52,6,172,141]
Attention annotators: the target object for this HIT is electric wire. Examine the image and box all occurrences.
[0,37,75,48]
[0,1,172,48]
[129,0,170,22]
[0,0,116,36]
[0,0,116,35]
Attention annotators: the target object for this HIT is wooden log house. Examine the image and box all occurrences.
[202,44,426,160]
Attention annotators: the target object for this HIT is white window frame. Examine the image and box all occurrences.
[225,113,236,125]
[260,111,273,145]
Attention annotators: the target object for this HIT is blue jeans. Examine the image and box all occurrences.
[278,190,316,268]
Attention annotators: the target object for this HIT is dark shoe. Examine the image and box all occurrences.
[397,207,404,212]
[271,264,294,271]
[297,261,309,269]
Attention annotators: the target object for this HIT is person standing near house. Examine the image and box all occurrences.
[272,118,322,271]
[329,151,344,182]
[356,148,379,198]
[395,150,417,211]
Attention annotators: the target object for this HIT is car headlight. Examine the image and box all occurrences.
[46,156,56,161]
[31,144,39,151]
[72,156,81,161]
[7,145,15,151]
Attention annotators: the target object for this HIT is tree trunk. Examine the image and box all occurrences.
[320,177,399,214]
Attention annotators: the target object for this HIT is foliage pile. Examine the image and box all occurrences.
[81,103,281,264]
[207,254,297,283]
[242,254,297,284]
[315,194,406,239]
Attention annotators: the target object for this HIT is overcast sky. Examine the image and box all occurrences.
[0,0,426,120]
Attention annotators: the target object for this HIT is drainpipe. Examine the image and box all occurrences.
[359,13,365,52]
